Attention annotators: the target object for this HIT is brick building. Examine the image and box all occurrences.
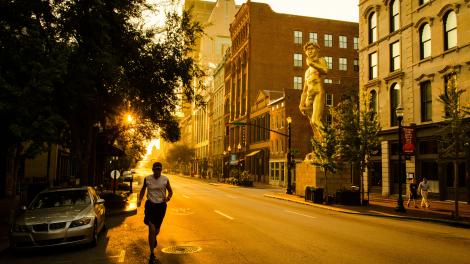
[224,2,359,184]
[359,0,470,201]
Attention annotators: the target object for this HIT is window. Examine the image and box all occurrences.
[369,90,377,112]
[419,0,430,5]
[294,76,302,90]
[390,83,400,126]
[326,114,333,125]
[339,58,347,71]
[420,23,431,59]
[419,140,437,154]
[325,56,333,69]
[324,34,332,47]
[369,52,377,80]
[326,93,334,106]
[421,161,438,181]
[369,12,377,43]
[324,79,333,84]
[339,36,347,48]
[353,59,359,72]
[354,37,359,50]
[294,53,302,67]
[309,32,318,44]
[294,31,302,44]
[444,11,457,50]
[390,41,400,71]
[390,0,400,32]
[420,81,432,122]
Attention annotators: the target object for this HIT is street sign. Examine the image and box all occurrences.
[111,170,121,179]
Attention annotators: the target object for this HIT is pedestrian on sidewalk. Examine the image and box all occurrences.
[407,177,419,208]
[137,162,173,264]
[418,177,431,208]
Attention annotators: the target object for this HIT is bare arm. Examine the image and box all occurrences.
[312,57,328,75]
[137,178,147,207]
[166,180,173,202]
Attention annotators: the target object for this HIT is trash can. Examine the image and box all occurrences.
[312,187,324,204]
[304,186,313,202]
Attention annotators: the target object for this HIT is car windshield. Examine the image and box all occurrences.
[29,190,91,209]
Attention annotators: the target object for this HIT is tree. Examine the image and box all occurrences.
[1,0,205,186]
[310,119,341,204]
[0,0,68,195]
[165,143,195,173]
[332,92,381,204]
[438,72,470,218]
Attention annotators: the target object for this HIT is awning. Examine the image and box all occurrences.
[245,150,262,157]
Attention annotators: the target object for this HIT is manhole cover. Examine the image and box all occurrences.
[162,245,202,254]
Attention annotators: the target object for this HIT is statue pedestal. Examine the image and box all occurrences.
[295,161,351,197]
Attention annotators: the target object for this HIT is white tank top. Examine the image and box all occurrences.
[145,175,169,203]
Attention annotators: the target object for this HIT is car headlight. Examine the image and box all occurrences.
[69,217,92,228]
[13,224,29,232]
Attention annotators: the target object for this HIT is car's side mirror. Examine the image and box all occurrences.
[96,198,105,205]
[21,205,27,211]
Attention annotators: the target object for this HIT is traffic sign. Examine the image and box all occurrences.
[111,170,121,179]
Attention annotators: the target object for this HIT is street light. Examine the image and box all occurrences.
[237,143,242,181]
[286,117,293,194]
[395,106,406,213]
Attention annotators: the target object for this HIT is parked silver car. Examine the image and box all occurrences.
[10,186,106,249]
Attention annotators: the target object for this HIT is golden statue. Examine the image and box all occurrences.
[299,42,328,136]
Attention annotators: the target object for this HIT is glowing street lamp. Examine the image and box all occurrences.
[395,106,406,213]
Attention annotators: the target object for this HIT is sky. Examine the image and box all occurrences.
[228,0,358,22]
[145,0,359,27]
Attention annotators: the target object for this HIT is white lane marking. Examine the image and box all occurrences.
[118,249,126,262]
[285,210,317,219]
[214,210,234,220]
[182,194,190,199]
[225,194,236,199]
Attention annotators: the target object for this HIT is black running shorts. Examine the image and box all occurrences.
[144,200,167,228]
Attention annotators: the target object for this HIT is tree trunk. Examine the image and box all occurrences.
[454,159,459,219]
[324,169,328,204]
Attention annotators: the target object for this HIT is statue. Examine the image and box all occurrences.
[299,42,328,136]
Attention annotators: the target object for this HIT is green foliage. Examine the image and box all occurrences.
[437,73,470,159]
[332,92,381,174]
[1,0,205,183]
[0,0,67,157]
[165,143,195,167]
[310,119,340,174]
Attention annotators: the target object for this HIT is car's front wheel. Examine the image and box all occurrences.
[89,221,98,247]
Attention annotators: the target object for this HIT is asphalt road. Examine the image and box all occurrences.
[2,171,470,264]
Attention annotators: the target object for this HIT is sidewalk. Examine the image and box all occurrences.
[264,191,470,227]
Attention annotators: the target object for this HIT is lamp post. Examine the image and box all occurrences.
[395,106,406,213]
[237,143,242,181]
[286,117,293,194]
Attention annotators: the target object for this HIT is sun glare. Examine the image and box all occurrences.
[145,138,160,158]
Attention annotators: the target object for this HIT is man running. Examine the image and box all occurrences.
[138,162,173,263]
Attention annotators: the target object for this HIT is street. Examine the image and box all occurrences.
[2,170,470,264]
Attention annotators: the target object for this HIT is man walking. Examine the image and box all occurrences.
[418,177,430,208]
[138,162,173,263]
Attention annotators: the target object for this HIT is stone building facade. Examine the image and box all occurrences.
[358,0,470,201]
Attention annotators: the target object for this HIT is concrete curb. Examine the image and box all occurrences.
[264,194,470,228]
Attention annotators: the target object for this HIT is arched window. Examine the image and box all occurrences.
[390,83,400,126]
[390,0,400,32]
[369,12,377,44]
[420,23,431,59]
[370,90,377,112]
[444,11,457,50]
